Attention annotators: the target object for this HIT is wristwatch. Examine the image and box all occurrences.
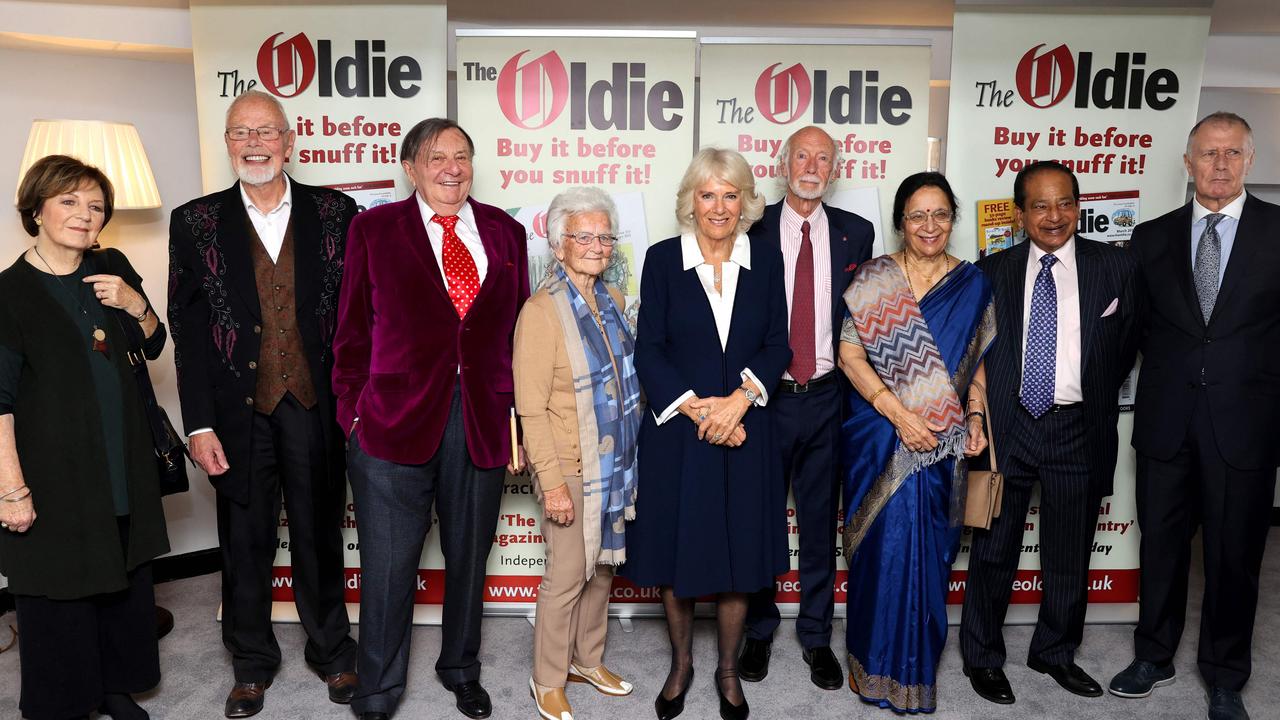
[740,385,759,405]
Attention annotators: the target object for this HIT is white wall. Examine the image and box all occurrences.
[0,46,217,565]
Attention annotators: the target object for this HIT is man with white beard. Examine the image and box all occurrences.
[169,90,359,718]
[739,125,875,689]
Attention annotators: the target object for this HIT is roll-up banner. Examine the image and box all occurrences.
[945,7,1209,622]
[699,38,933,619]
[189,1,448,621]
[700,39,933,258]
[456,31,696,615]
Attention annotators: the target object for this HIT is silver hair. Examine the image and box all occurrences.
[546,186,620,254]
[776,126,842,199]
[225,89,290,130]
[675,148,766,235]
[1186,111,1254,156]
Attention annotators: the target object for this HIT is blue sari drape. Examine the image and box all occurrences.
[840,260,995,713]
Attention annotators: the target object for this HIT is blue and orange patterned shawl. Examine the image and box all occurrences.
[840,255,996,555]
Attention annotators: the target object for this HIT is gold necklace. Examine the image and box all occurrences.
[902,251,950,298]
[33,247,109,355]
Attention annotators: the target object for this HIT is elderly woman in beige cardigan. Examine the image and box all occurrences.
[514,186,642,720]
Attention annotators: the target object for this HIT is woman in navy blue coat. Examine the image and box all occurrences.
[624,148,791,720]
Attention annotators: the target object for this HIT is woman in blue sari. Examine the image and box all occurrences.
[836,172,996,713]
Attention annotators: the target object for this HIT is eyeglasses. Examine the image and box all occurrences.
[225,126,288,141]
[903,210,954,226]
[563,232,618,247]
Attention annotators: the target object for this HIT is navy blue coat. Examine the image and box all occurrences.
[622,235,792,597]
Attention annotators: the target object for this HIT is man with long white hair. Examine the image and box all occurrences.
[169,89,359,718]
[739,125,874,690]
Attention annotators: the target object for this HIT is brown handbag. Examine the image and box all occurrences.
[964,384,1003,530]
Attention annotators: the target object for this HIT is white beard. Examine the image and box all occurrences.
[234,161,280,186]
[788,174,829,201]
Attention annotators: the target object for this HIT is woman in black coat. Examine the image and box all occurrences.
[623,148,791,720]
[0,155,170,720]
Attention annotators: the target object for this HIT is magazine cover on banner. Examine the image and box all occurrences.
[944,7,1209,622]
[456,32,696,615]
[188,2,448,620]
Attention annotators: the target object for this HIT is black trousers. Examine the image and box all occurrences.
[16,519,158,720]
[347,385,504,715]
[745,379,840,649]
[960,404,1102,668]
[216,392,355,682]
[1134,393,1275,691]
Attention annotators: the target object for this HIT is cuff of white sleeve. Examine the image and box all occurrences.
[187,427,214,438]
[740,368,768,406]
[654,390,695,425]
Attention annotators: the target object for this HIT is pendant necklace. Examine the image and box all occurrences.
[902,251,950,299]
[33,247,109,357]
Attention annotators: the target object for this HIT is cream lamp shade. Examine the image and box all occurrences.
[17,119,161,209]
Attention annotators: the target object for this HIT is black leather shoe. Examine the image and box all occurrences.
[224,681,270,718]
[715,668,749,720]
[359,714,389,720]
[801,646,843,690]
[1109,659,1175,698]
[322,671,358,704]
[1027,656,1103,697]
[738,638,771,682]
[963,665,1015,705]
[655,668,693,720]
[443,680,491,719]
[155,606,174,640]
[1208,687,1249,720]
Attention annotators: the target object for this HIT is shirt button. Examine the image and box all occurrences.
[276,305,284,312]
[279,329,286,334]
[282,374,289,380]
[274,284,283,291]
[248,361,257,369]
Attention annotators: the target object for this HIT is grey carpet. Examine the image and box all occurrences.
[2,529,1277,719]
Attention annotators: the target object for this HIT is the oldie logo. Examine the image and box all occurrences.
[487,49,684,131]
[713,61,913,126]
[254,32,422,99]
[1013,44,1178,110]
[496,50,570,130]
[754,63,812,124]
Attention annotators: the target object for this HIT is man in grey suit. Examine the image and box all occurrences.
[959,161,1142,705]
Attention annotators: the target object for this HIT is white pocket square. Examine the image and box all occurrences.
[1100,298,1119,317]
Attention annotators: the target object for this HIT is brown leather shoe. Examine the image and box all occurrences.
[530,677,574,720]
[225,680,271,718]
[568,663,634,696]
[323,671,358,704]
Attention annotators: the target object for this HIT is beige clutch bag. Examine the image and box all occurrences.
[964,384,1003,530]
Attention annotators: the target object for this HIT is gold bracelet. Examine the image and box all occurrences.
[133,305,150,322]
[867,386,889,406]
[0,485,26,499]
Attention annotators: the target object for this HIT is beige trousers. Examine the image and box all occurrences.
[532,475,615,687]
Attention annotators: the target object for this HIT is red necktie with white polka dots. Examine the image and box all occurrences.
[431,214,480,317]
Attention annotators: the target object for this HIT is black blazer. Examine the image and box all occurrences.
[168,177,357,504]
[977,236,1141,495]
[1130,194,1280,469]
[747,199,875,370]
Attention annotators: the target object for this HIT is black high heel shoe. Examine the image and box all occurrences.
[716,668,749,720]
[655,667,693,720]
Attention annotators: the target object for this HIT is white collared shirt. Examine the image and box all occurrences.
[1190,191,1246,287]
[415,193,488,288]
[1022,236,1083,404]
[779,201,834,379]
[239,175,292,263]
[654,233,768,424]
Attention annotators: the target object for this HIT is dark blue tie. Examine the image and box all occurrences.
[1021,254,1058,418]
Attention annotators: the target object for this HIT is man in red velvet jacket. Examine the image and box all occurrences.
[332,118,529,720]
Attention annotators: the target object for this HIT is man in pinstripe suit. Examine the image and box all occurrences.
[959,161,1142,705]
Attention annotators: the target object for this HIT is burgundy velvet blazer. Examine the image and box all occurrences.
[332,195,530,467]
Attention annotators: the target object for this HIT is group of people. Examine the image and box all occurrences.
[0,86,1272,720]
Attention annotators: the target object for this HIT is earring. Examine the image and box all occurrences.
[34,217,41,226]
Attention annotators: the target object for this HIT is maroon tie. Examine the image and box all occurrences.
[431,214,480,318]
[788,220,816,385]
